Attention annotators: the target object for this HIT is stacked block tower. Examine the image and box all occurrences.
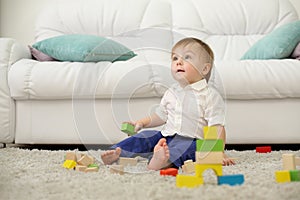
[176,126,244,188]
[275,154,300,183]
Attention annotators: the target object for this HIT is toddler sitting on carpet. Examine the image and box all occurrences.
[101,37,235,170]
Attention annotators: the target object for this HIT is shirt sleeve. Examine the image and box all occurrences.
[155,89,169,122]
[204,87,226,126]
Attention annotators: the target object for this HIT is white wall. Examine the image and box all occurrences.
[1,0,300,45]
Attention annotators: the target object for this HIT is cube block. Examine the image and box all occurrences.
[275,171,291,183]
[121,123,136,136]
[203,126,218,139]
[196,139,223,152]
[218,174,244,186]
[196,151,223,164]
[290,170,300,182]
[176,174,204,188]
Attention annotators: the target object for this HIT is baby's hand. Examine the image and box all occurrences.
[223,153,236,166]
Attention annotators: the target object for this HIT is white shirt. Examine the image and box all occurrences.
[155,79,225,139]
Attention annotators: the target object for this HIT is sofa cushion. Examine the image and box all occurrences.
[241,20,300,60]
[8,57,300,100]
[32,34,136,62]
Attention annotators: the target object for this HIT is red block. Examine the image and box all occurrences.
[256,146,271,153]
[160,168,178,176]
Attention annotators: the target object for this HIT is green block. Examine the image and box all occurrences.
[290,170,300,182]
[121,123,136,136]
[196,139,223,152]
[88,163,99,168]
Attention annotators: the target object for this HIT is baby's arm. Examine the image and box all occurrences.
[127,113,166,132]
[217,126,236,165]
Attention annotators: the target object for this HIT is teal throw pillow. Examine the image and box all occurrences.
[32,34,136,62]
[241,20,300,60]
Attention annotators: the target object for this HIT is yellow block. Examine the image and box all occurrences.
[275,171,291,183]
[63,160,77,169]
[176,174,204,188]
[203,126,218,139]
[196,151,223,164]
[195,163,222,177]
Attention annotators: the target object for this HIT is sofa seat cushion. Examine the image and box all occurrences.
[8,57,300,100]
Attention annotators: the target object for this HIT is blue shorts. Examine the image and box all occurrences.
[111,130,196,167]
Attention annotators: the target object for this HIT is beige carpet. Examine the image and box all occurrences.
[0,147,300,200]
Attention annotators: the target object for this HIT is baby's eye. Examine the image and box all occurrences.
[184,55,191,60]
[172,56,178,61]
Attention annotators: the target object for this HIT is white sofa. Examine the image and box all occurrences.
[1,0,300,145]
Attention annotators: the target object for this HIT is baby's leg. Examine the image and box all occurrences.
[148,138,170,170]
[101,147,121,165]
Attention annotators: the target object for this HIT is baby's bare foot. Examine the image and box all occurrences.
[148,138,170,170]
[101,147,121,165]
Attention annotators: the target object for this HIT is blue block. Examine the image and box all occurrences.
[218,174,244,186]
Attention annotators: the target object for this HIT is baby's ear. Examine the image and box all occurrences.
[202,63,212,76]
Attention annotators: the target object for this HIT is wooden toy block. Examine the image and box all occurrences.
[195,151,223,164]
[295,157,300,166]
[88,163,99,169]
[176,174,204,188]
[75,165,87,172]
[160,168,178,176]
[65,152,77,161]
[203,126,218,139]
[110,165,125,175]
[256,146,271,153]
[195,163,222,177]
[282,154,296,170]
[289,170,300,182]
[85,167,99,172]
[118,157,138,166]
[275,170,291,183]
[121,123,136,136]
[77,154,94,166]
[217,174,244,186]
[63,160,77,169]
[196,139,223,152]
[182,160,195,174]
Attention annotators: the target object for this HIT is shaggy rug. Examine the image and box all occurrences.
[0,147,299,200]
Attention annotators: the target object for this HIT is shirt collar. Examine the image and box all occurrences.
[187,79,208,91]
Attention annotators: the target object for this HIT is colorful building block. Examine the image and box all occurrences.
[77,154,94,166]
[196,139,223,152]
[282,154,296,170]
[118,157,138,166]
[203,126,218,139]
[196,151,223,164]
[195,163,222,177]
[65,151,77,161]
[160,168,178,176]
[176,174,204,188]
[218,174,244,186]
[63,160,77,169]
[121,123,136,136]
[110,165,125,175]
[256,146,271,153]
[289,170,300,182]
[275,171,291,183]
[182,160,195,174]
[295,157,300,166]
[75,165,87,172]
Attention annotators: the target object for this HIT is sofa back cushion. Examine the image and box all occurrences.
[35,0,298,61]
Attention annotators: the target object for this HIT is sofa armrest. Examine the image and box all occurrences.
[0,38,31,143]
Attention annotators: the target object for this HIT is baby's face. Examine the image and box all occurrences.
[171,43,209,86]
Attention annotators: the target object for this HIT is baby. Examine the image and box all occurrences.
[101,37,235,170]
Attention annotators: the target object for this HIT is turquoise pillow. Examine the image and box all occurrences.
[32,34,136,62]
[241,20,300,60]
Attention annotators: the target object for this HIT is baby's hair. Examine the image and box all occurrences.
[172,37,214,81]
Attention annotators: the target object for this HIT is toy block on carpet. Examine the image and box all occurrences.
[196,151,223,164]
[218,174,244,186]
[65,152,77,161]
[121,123,136,136]
[203,126,218,139]
[118,157,138,166]
[289,170,300,182]
[256,146,271,153]
[63,160,77,169]
[282,154,296,170]
[176,174,204,188]
[110,165,125,175]
[196,139,223,152]
[195,163,222,177]
[182,160,195,174]
[275,170,291,183]
[160,168,178,176]
[77,154,94,167]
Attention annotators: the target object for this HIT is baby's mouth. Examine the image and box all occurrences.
[177,69,185,73]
